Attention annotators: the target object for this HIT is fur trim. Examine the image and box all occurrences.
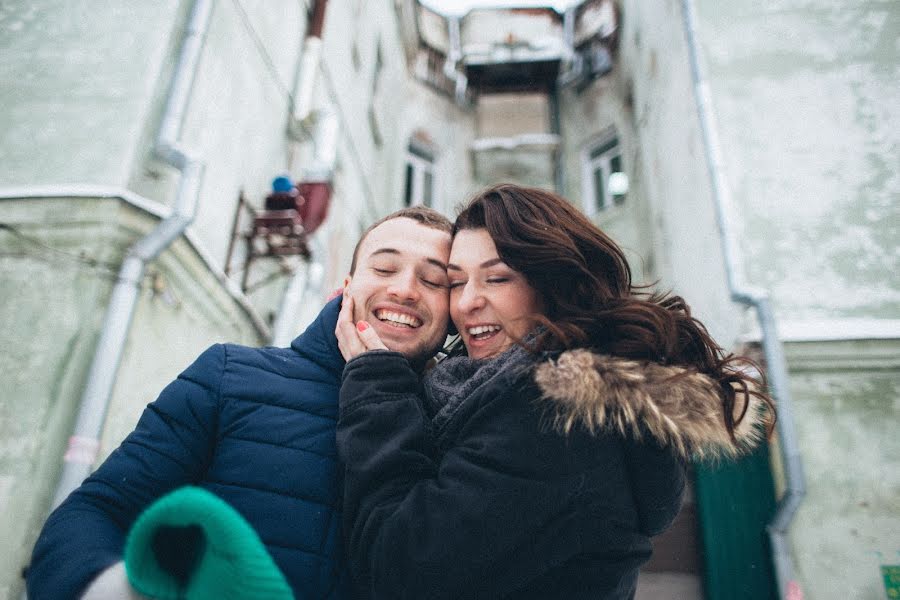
[533,349,769,460]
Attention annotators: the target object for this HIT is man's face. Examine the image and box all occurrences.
[344,217,451,365]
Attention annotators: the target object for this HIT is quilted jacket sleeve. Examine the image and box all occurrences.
[26,344,225,600]
[337,352,595,600]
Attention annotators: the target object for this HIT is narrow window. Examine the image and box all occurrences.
[582,132,626,216]
[404,144,436,208]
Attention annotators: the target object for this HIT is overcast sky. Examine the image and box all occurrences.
[419,0,579,16]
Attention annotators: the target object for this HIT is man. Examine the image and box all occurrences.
[26,206,452,599]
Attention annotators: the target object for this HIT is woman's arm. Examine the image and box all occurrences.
[338,351,588,600]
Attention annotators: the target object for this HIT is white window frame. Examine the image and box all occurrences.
[581,131,625,217]
[404,144,436,208]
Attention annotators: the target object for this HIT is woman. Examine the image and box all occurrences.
[335,184,774,599]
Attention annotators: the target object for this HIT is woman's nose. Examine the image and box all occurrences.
[455,283,484,313]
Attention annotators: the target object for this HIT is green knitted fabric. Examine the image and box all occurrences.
[124,486,294,600]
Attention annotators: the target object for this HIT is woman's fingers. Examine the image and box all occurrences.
[335,296,389,360]
[355,321,388,351]
[336,296,365,361]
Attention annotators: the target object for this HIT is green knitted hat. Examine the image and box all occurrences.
[124,486,294,600]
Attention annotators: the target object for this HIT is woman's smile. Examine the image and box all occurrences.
[448,228,543,360]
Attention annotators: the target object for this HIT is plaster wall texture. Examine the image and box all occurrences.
[314,0,475,291]
[0,0,182,187]
[786,363,900,600]
[399,81,478,216]
[563,2,899,597]
[126,0,306,296]
[477,93,550,137]
[694,0,900,323]
[688,1,900,597]
[0,2,357,593]
[0,197,263,599]
[557,75,657,288]
[0,198,123,600]
[611,0,741,346]
[0,0,308,311]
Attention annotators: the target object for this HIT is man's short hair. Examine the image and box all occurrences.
[349,206,453,274]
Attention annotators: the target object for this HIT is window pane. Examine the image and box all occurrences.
[610,154,625,205]
[589,137,618,160]
[409,144,434,162]
[422,170,434,207]
[593,166,605,211]
[610,153,622,173]
[404,163,414,207]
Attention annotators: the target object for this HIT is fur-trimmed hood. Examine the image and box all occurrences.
[534,349,769,460]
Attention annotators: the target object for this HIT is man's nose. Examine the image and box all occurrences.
[386,270,421,302]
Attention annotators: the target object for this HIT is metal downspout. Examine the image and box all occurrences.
[49,0,213,509]
[293,0,328,123]
[679,1,806,599]
[549,86,564,194]
[444,16,469,106]
[271,108,339,346]
[271,0,333,346]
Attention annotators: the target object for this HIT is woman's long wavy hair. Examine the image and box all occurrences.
[453,184,775,441]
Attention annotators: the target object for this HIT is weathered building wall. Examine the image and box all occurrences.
[783,342,899,600]
[557,71,657,287]
[592,0,741,347]
[695,0,899,323]
[0,197,264,599]
[691,1,900,597]
[0,1,470,597]
[563,1,899,597]
[311,0,474,289]
[400,83,478,216]
[0,197,123,600]
[0,1,183,188]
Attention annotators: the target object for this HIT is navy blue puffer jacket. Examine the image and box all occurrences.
[27,298,351,600]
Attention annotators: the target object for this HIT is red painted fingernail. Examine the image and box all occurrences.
[357,321,369,332]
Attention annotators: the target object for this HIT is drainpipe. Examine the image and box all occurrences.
[548,85,564,194]
[444,16,469,106]
[679,1,806,599]
[49,0,213,509]
[557,5,582,87]
[271,107,339,346]
[294,0,328,124]
[272,0,334,346]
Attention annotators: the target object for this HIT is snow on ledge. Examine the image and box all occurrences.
[739,318,900,344]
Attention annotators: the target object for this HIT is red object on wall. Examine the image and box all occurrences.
[298,181,331,235]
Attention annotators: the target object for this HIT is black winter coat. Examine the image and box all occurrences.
[337,349,766,599]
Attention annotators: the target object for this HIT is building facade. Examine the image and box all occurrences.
[0,1,896,599]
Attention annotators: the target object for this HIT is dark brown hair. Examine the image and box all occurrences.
[453,183,775,441]
[349,205,452,274]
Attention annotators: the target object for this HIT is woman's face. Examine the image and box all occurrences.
[447,228,543,360]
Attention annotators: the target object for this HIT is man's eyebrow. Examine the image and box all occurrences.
[370,248,400,258]
[447,258,503,271]
[370,248,447,270]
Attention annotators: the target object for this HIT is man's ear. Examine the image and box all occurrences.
[342,275,351,292]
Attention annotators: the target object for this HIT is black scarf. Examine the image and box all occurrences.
[424,342,537,436]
